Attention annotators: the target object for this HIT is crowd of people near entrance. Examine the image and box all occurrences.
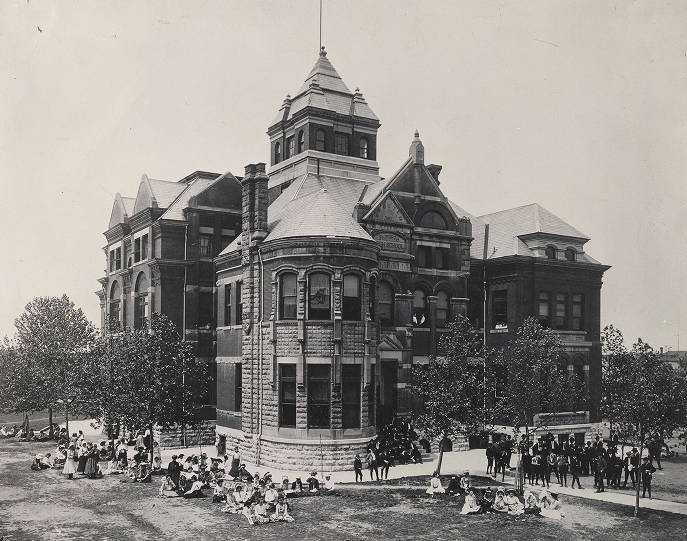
[487,432,665,498]
[357,417,425,481]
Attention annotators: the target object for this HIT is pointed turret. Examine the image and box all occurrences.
[409,130,424,164]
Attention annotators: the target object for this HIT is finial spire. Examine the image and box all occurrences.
[320,46,327,57]
[319,0,323,53]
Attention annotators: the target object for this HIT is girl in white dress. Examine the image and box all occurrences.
[62,444,78,479]
[425,472,445,496]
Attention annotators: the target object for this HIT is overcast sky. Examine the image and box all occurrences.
[1,1,685,349]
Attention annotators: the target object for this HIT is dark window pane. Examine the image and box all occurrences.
[342,365,361,429]
[545,246,556,259]
[359,137,368,158]
[280,364,296,427]
[335,133,349,155]
[224,284,232,326]
[554,293,568,330]
[236,282,243,323]
[235,363,242,412]
[377,281,394,325]
[538,291,550,328]
[491,290,507,330]
[307,364,330,428]
[436,290,450,328]
[420,211,447,229]
[315,129,326,151]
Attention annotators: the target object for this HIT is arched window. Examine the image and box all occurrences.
[377,281,394,325]
[315,129,326,151]
[279,273,297,320]
[413,288,427,326]
[134,273,148,330]
[297,130,305,153]
[308,272,331,320]
[419,211,447,229]
[342,274,361,321]
[565,248,576,261]
[109,281,121,330]
[274,141,281,164]
[359,137,368,158]
[545,246,557,259]
[436,290,450,327]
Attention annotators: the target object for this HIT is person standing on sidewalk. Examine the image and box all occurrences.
[366,448,379,481]
[353,454,363,483]
[640,456,657,499]
[595,452,608,493]
[569,454,583,489]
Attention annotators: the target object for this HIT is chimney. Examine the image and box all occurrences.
[241,163,269,244]
[409,129,424,164]
[427,164,442,184]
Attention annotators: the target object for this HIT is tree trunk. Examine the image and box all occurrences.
[48,407,54,438]
[23,412,29,433]
[65,406,70,438]
[149,423,154,464]
[635,427,643,518]
[434,434,446,475]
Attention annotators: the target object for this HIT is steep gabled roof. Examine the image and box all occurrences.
[108,193,135,229]
[160,174,223,221]
[132,174,186,214]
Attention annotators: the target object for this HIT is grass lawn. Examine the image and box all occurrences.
[1,439,686,541]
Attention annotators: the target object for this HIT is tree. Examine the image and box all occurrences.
[410,315,492,474]
[602,325,687,517]
[13,295,100,437]
[494,317,579,492]
[0,339,41,431]
[101,314,211,450]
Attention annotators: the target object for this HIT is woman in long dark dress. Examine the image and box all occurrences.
[77,443,88,475]
[84,444,100,479]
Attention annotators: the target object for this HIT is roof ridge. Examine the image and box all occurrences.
[477,202,538,219]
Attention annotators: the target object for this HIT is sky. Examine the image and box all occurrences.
[1,1,685,349]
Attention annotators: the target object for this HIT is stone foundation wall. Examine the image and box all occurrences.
[155,422,216,449]
[216,427,370,472]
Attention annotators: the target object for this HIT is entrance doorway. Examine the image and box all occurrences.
[377,360,398,427]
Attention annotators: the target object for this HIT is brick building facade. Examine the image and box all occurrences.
[98,48,609,463]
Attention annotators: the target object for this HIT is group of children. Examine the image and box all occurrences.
[426,471,564,519]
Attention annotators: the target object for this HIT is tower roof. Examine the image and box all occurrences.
[270,47,379,127]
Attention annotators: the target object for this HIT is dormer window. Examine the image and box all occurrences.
[359,137,368,158]
[545,246,557,259]
[298,130,305,153]
[274,141,281,164]
[315,129,326,151]
[419,211,447,229]
[565,248,576,261]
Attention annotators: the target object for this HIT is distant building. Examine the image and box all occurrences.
[658,349,687,371]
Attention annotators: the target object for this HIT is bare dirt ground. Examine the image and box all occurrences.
[0,439,686,541]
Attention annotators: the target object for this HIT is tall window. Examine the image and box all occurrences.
[420,211,447,229]
[342,274,361,321]
[545,246,557,259]
[359,137,368,158]
[297,130,305,153]
[279,364,296,427]
[436,290,450,328]
[335,133,349,155]
[377,281,394,325]
[109,281,120,330]
[274,142,281,164]
[134,237,141,263]
[235,281,243,324]
[307,364,330,428]
[315,129,326,151]
[224,284,232,325]
[565,248,576,261]
[234,363,242,412]
[198,292,213,326]
[538,291,551,328]
[417,246,432,267]
[110,247,122,271]
[134,273,148,330]
[554,293,568,330]
[141,234,148,260]
[286,137,294,159]
[572,294,584,330]
[308,273,331,320]
[342,364,361,429]
[279,273,297,320]
[435,248,449,270]
[199,235,212,257]
[491,290,508,330]
[413,288,427,326]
